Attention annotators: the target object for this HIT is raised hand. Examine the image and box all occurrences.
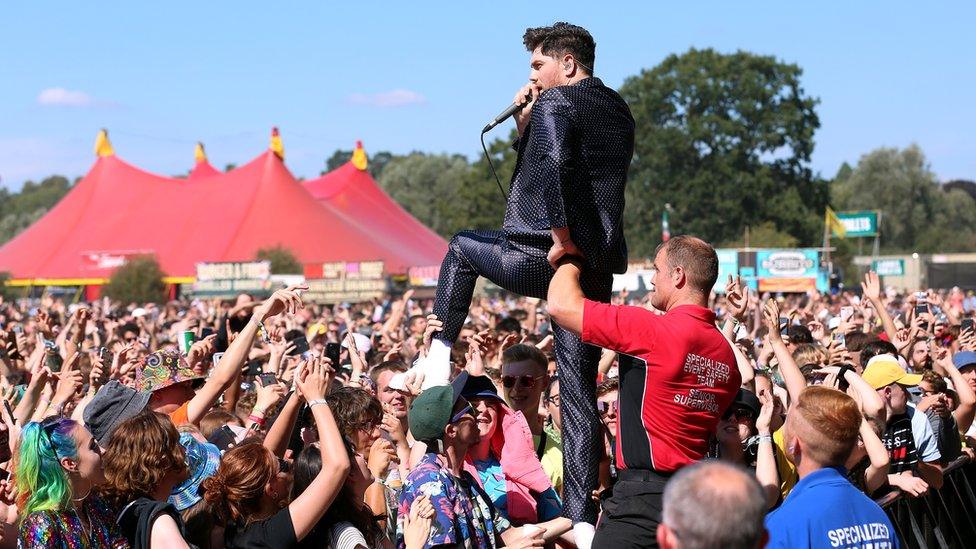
[254,285,308,323]
[253,377,288,412]
[421,314,443,357]
[756,389,775,435]
[35,311,54,338]
[725,275,748,322]
[762,300,783,342]
[403,494,435,549]
[383,341,403,363]
[861,271,882,302]
[187,334,217,370]
[295,357,334,401]
[367,438,399,479]
[807,321,826,344]
[52,353,84,410]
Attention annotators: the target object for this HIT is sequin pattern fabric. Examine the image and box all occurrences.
[18,494,128,548]
[432,77,634,524]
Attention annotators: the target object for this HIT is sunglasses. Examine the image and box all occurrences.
[722,407,756,423]
[545,394,561,407]
[597,401,617,416]
[39,416,63,458]
[502,375,546,389]
[449,399,475,424]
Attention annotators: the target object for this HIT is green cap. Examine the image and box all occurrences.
[408,373,467,442]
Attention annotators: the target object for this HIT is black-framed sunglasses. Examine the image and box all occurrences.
[502,375,546,389]
[722,407,756,423]
[597,401,617,416]
[545,394,561,407]
[39,416,64,458]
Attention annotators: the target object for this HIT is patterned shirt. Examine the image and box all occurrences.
[474,456,563,524]
[19,494,128,549]
[883,414,920,474]
[396,453,499,549]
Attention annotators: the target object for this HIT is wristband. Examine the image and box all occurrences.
[757,434,773,444]
[308,399,328,409]
[247,414,266,425]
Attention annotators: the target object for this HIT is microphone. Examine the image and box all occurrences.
[482,92,533,133]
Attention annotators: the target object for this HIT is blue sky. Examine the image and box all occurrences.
[1,2,973,188]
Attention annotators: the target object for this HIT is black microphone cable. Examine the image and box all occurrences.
[481,129,508,201]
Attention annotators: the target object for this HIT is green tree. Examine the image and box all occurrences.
[378,150,504,238]
[0,175,74,245]
[831,145,976,252]
[256,245,302,274]
[620,48,826,258]
[103,256,167,304]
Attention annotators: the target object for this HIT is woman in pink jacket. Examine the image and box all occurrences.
[460,374,563,526]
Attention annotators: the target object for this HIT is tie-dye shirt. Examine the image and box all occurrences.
[19,494,128,549]
[396,453,499,549]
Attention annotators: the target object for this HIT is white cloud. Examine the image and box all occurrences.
[37,88,95,107]
[346,89,426,108]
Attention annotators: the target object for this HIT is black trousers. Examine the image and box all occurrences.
[593,471,668,548]
[432,229,612,523]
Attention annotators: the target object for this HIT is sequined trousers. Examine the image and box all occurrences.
[432,229,612,524]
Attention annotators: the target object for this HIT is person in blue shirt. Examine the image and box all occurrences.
[766,386,899,548]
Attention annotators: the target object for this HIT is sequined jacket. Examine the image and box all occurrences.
[504,77,635,274]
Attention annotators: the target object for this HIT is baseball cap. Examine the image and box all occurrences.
[953,351,976,371]
[341,332,373,354]
[460,374,506,405]
[169,433,220,511]
[862,354,922,389]
[408,372,469,442]
[136,349,204,393]
[83,380,151,446]
[731,389,760,418]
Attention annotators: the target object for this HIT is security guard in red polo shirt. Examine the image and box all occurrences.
[547,235,741,548]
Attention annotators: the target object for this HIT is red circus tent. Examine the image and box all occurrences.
[0,130,436,283]
[303,141,447,267]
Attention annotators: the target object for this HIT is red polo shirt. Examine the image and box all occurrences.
[582,301,739,472]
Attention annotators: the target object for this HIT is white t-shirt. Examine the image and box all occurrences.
[907,404,941,463]
[329,521,368,549]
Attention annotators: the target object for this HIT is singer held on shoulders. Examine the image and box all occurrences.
[398,21,635,548]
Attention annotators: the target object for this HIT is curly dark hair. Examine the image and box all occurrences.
[100,410,189,509]
[326,386,383,445]
[523,22,596,74]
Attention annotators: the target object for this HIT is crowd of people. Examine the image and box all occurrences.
[0,240,973,548]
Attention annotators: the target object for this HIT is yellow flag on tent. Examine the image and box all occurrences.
[351,140,368,171]
[269,127,284,160]
[826,207,847,237]
[94,129,114,157]
[194,142,207,164]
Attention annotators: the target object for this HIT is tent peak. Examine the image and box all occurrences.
[94,128,114,157]
[270,127,284,160]
[194,142,207,164]
[352,140,367,171]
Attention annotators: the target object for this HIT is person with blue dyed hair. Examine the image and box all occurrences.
[16,416,127,548]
